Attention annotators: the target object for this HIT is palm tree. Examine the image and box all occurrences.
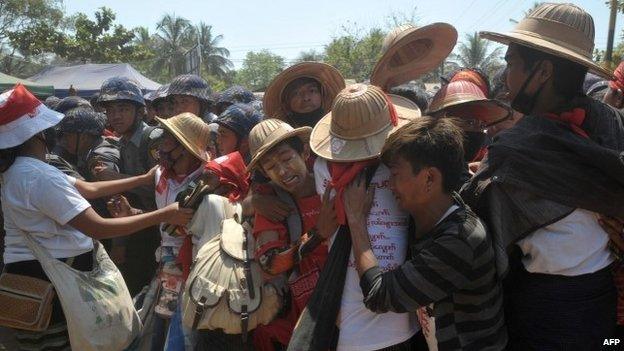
[153,14,194,79]
[193,22,232,79]
[134,26,152,48]
[451,32,503,74]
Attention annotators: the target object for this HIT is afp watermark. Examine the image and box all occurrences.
[603,338,620,347]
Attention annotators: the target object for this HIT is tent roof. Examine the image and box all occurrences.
[29,63,161,97]
[0,72,55,98]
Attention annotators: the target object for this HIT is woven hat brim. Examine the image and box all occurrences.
[246,126,312,173]
[371,23,458,90]
[155,116,209,163]
[263,62,346,120]
[309,95,421,162]
[480,31,614,80]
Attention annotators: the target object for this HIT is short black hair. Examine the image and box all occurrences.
[381,117,465,193]
[390,83,429,112]
[514,44,588,100]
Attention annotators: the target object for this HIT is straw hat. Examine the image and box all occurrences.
[246,119,312,172]
[428,80,511,123]
[155,112,210,162]
[480,2,614,79]
[310,84,421,162]
[371,23,458,91]
[0,84,64,149]
[263,62,346,120]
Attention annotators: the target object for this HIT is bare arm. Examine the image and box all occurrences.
[343,178,378,277]
[68,202,193,240]
[73,166,156,200]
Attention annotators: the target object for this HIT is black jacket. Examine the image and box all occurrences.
[462,97,624,277]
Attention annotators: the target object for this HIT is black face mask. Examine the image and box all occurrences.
[511,61,545,115]
[288,107,325,128]
[158,144,183,170]
[464,131,486,162]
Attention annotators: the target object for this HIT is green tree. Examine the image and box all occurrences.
[295,49,325,63]
[450,32,504,76]
[324,27,384,82]
[0,0,66,75]
[153,13,194,79]
[235,50,285,91]
[62,7,147,63]
[0,0,64,44]
[194,22,232,79]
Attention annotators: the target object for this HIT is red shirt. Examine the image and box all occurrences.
[253,193,327,272]
[252,191,328,351]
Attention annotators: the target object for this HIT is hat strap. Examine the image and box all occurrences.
[383,93,399,126]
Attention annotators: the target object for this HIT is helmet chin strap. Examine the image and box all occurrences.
[511,60,546,115]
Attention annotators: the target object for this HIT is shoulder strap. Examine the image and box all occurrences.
[270,183,303,244]
[139,126,158,170]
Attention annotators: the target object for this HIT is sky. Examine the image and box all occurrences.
[62,0,624,69]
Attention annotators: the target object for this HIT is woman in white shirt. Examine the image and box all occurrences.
[0,84,193,351]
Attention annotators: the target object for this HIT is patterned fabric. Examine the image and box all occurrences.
[615,264,624,325]
[152,84,170,104]
[217,85,255,105]
[167,74,213,104]
[98,77,145,106]
[55,97,106,135]
[359,200,507,351]
[215,103,262,138]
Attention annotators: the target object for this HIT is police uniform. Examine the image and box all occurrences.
[118,121,162,210]
[84,136,120,181]
[98,77,162,295]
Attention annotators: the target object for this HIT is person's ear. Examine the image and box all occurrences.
[428,167,445,193]
[301,145,311,161]
[424,167,435,193]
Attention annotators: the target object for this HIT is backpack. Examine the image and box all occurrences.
[181,195,282,340]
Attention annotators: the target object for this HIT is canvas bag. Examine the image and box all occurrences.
[181,195,282,336]
[21,234,141,351]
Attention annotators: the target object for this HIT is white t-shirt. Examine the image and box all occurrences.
[517,208,614,276]
[154,165,204,249]
[1,157,93,264]
[314,158,418,351]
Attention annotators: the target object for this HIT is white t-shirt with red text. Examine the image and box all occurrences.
[314,158,419,351]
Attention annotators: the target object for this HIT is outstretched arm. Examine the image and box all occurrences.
[69,202,193,240]
[73,166,156,199]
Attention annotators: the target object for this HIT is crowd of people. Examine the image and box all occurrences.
[0,2,624,351]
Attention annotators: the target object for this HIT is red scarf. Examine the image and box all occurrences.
[155,166,188,194]
[178,152,250,279]
[543,108,588,139]
[328,160,378,225]
[325,92,395,225]
[204,151,250,202]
